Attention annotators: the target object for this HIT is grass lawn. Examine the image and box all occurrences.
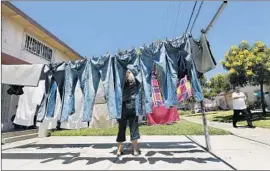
[182,110,270,129]
[50,119,229,136]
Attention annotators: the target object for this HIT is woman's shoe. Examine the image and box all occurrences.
[116,151,124,157]
[132,150,141,156]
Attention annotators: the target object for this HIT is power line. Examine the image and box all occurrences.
[173,1,182,37]
[190,1,204,33]
[164,3,175,38]
[164,3,170,34]
[185,1,197,34]
[169,2,177,37]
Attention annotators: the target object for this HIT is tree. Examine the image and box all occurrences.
[198,74,230,99]
[246,42,270,114]
[208,73,231,97]
[221,41,250,87]
[221,40,270,114]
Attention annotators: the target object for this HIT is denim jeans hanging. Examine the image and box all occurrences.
[36,62,75,122]
[88,54,118,120]
[60,59,91,122]
[139,42,162,113]
[114,49,143,117]
[155,40,186,108]
[179,34,204,102]
[186,53,204,102]
[46,80,75,118]
[46,81,57,118]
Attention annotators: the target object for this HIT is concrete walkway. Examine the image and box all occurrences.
[183,116,270,146]
[2,135,270,170]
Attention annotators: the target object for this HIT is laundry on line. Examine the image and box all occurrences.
[2,33,216,129]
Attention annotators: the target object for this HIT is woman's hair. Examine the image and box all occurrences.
[126,70,135,83]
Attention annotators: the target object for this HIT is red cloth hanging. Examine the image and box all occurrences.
[147,70,180,125]
[147,105,179,125]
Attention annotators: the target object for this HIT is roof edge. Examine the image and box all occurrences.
[2,1,84,60]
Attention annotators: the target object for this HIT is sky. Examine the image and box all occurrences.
[12,1,270,79]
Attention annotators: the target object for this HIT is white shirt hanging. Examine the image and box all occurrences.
[14,80,45,126]
[60,82,88,129]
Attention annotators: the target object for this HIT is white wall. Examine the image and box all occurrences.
[2,15,24,59]
[2,15,72,64]
[20,50,49,64]
[54,50,71,62]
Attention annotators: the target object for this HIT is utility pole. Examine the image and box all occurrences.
[204,1,228,35]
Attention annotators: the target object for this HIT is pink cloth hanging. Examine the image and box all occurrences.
[177,75,193,102]
[147,70,179,126]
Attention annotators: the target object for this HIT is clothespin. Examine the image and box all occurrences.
[136,48,141,56]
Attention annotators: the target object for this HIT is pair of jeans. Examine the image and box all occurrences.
[60,60,91,122]
[89,54,118,120]
[183,35,204,102]
[36,63,75,122]
[139,43,162,113]
[116,103,140,142]
[114,49,143,117]
[46,81,75,118]
[155,40,186,108]
[186,54,204,102]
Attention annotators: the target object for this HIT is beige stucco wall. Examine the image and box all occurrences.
[2,15,73,64]
[1,15,80,131]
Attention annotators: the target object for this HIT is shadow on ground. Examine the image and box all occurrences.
[2,142,221,165]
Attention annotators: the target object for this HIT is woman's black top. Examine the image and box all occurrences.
[122,80,136,102]
[121,80,136,119]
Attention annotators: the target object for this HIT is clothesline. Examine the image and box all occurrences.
[2,32,216,127]
[41,32,214,123]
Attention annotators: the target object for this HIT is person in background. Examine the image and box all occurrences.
[232,87,255,128]
[116,70,141,156]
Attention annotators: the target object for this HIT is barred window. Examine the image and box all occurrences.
[24,34,53,61]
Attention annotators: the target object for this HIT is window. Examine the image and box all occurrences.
[24,34,53,61]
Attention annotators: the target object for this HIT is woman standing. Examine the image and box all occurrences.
[116,70,141,156]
